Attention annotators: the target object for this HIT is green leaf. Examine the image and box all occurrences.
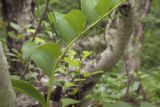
[48,12,55,23]
[31,49,53,76]
[22,42,61,77]
[82,51,92,58]
[10,22,22,32]
[96,0,111,16]
[21,41,38,63]
[39,43,61,59]
[61,98,79,107]
[104,102,132,107]
[64,82,75,90]
[8,31,17,39]
[31,43,61,77]
[55,10,86,42]
[140,102,157,107]
[111,0,122,8]
[11,79,45,106]
[54,12,76,42]
[64,9,86,33]
[81,0,111,23]
[81,0,99,22]
[64,57,80,67]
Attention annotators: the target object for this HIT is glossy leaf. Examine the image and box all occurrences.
[31,43,61,77]
[31,49,54,77]
[39,43,61,59]
[81,0,99,22]
[11,79,45,106]
[21,41,38,63]
[96,0,111,16]
[61,98,79,107]
[64,9,86,33]
[82,51,92,59]
[81,0,111,23]
[55,10,86,42]
[22,42,61,77]
[54,12,76,42]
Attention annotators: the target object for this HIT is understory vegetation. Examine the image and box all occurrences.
[0,0,159,107]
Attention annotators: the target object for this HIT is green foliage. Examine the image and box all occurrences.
[140,102,157,107]
[81,0,111,23]
[31,48,54,77]
[20,0,123,106]
[64,57,80,67]
[8,0,160,106]
[54,9,86,42]
[82,51,92,59]
[54,12,76,42]
[22,42,61,77]
[104,102,131,107]
[61,98,79,107]
[65,9,86,33]
[81,0,100,22]
[104,102,157,107]
[11,79,45,107]
[96,0,111,16]
[22,41,38,63]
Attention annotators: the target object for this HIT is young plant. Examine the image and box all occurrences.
[11,0,126,107]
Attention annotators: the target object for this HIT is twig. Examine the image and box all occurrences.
[135,72,148,101]
[46,1,127,106]
[21,0,50,79]
[20,62,30,80]
[32,0,50,41]
[123,55,131,96]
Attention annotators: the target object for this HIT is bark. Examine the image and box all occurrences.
[123,0,151,100]
[124,0,151,73]
[49,3,134,107]
[64,3,134,107]
[2,0,35,50]
[1,0,35,73]
[66,1,151,106]
[0,42,16,107]
[94,8,133,71]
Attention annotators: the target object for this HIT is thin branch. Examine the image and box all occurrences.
[123,55,131,96]
[32,0,50,41]
[20,62,30,80]
[21,0,50,79]
[46,0,127,106]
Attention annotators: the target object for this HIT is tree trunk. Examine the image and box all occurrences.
[66,3,134,107]
[67,1,151,106]
[123,0,151,100]
[0,42,16,107]
[1,0,35,73]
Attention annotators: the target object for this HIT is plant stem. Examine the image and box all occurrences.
[54,0,126,70]
[46,75,54,107]
[45,0,126,106]
[32,0,50,41]
[22,0,50,80]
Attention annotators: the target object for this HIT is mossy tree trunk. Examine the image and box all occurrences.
[123,0,151,100]
[1,0,35,73]
[0,42,16,107]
